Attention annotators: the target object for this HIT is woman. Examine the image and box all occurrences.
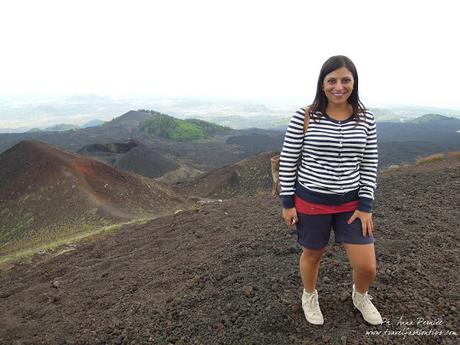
[279,55,382,326]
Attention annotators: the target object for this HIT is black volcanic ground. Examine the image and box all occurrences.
[0,157,458,345]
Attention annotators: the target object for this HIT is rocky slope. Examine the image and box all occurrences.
[77,140,180,178]
[0,158,458,345]
[175,151,277,199]
[0,140,194,258]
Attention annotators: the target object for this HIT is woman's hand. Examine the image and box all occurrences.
[348,210,374,238]
[282,207,298,230]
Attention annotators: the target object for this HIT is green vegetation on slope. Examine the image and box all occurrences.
[184,118,230,135]
[139,112,229,141]
[139,114,206,141]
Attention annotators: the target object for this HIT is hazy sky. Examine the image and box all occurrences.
[0,0,458,108]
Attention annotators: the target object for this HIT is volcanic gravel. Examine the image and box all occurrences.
[0,158,459,345]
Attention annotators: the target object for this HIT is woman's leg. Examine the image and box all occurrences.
[343,243,383,325]
[299,246,327,293]
[342,243,376,293]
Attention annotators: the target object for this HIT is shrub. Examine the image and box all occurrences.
[169,121,207,141]
[185,118,230,134]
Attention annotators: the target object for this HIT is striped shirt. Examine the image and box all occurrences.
[279,108,378,212]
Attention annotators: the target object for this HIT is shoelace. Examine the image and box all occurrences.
[355,293,378,315]
[303,293,321,316]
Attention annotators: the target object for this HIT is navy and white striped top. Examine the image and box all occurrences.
[279,108,378,212]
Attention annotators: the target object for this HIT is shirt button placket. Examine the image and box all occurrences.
[338,121,343,192]
[338,121,343,157]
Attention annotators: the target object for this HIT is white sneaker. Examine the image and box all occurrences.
[352,284,383,325]
[302,289,324,325]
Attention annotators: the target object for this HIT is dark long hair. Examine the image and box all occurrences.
[307,55,367,124]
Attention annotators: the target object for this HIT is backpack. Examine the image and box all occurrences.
[271,108,310,196]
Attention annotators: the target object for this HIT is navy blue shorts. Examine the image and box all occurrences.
[295,211,375,250]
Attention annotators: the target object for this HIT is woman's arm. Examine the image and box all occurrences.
[279,109,306,208]
[357,112,378,212]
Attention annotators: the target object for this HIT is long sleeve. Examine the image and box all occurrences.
[279,109,306,208]
[357,113,378,212]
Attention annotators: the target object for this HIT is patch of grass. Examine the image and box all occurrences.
[0,216,158,266]
[100,223,123,234]
[0,223,107,265]
[415,153,444,164]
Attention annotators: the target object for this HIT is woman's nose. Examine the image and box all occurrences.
[335,82,344,90]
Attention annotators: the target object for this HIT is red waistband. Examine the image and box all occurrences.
[294,195,359,215]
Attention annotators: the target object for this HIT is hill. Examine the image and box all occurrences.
[372,114,460,142]
[44,124,80,131]
[27,127,43,132]
[177,151,276,199]
[0,157,458,344]
[114,143,180,178]
[82,119,105,128]
[77,139,180,178]
[408,113,459,124]
[26,124,80,132]
[105,110,154,130]
[1,109,458,177]
[0,140,194,259]
[139,112,230,141]
[77,139,139,155]
[0,110,275,174]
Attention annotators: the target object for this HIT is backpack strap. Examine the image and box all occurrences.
[271,107,310,197]
[302,107,310,133]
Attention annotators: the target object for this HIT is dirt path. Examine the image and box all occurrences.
[0,159,459,345]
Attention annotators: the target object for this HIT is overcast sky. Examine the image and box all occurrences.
[0,0,458,108]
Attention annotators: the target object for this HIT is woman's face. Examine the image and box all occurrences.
[322,67,354,106]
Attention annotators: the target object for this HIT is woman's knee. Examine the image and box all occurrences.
[354,263,377,278]
[301,247,326,264]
